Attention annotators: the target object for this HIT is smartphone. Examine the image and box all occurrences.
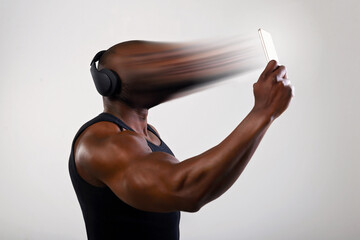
[258,28,279,62]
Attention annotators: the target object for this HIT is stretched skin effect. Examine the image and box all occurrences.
[74,60,293,213]
[97,39,262,108]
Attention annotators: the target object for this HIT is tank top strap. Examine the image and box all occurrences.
[98,112,134,131]
[146,124,161,139]
[100,113,161,139]
[79,112,174,156]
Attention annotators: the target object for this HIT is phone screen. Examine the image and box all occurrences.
[258,29,279,62]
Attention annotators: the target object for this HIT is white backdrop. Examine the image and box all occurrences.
[0,0,359,239]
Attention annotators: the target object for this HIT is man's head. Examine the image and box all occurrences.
[91,38,262,109]
[93,41,178,109]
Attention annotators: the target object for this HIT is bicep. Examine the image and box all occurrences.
[101,150,184,212]
[85,131,195,212]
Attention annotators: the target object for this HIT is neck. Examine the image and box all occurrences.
[103,98,149,136]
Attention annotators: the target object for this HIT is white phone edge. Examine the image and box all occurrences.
[258,28,279,62]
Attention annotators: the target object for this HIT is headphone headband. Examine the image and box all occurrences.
[90,50,107,66]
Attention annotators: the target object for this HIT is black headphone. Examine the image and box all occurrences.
[90,50,121,97]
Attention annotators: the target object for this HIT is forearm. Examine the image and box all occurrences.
[204,125,269,203]
[173,108,272,211]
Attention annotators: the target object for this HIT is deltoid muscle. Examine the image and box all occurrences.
[100,36,263,108]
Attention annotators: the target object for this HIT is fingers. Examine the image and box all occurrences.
[275,67,294,96]
[277,78,295,97]
[259,61,294,97]
[290,84,295,97]
[282,79,291,86]
[260,60,278,79]
[272,65,287,82]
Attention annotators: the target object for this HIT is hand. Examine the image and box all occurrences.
[252,60,294,120]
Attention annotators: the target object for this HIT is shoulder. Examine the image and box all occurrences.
[74,121,151,186]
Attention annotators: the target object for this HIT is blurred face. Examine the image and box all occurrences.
[99,38,261,109]
[99,41,195,109]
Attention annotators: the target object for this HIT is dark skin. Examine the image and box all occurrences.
[74,60,293,213]
[96,40,261,108]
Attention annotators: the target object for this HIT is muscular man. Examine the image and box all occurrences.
[69,40,293,240]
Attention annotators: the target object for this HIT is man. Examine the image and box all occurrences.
[69,40,293,240]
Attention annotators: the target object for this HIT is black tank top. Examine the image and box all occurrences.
[68,113,180,240]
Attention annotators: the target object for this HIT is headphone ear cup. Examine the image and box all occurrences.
[100,69,121,96]
[90,64,121,96]
[90,65,111,96]
[90,50,121,97]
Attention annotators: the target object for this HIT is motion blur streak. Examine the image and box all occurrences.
[99,36,263,108]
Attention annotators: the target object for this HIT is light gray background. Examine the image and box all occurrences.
[0,0,359,239]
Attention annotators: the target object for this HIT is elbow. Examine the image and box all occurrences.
[183,203,202,213]
[181,204,202,213]
[169,185,204,212]
[170,171,208,213]
[179,195,205,213]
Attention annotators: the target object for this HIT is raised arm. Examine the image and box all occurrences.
[75,60,293,213]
